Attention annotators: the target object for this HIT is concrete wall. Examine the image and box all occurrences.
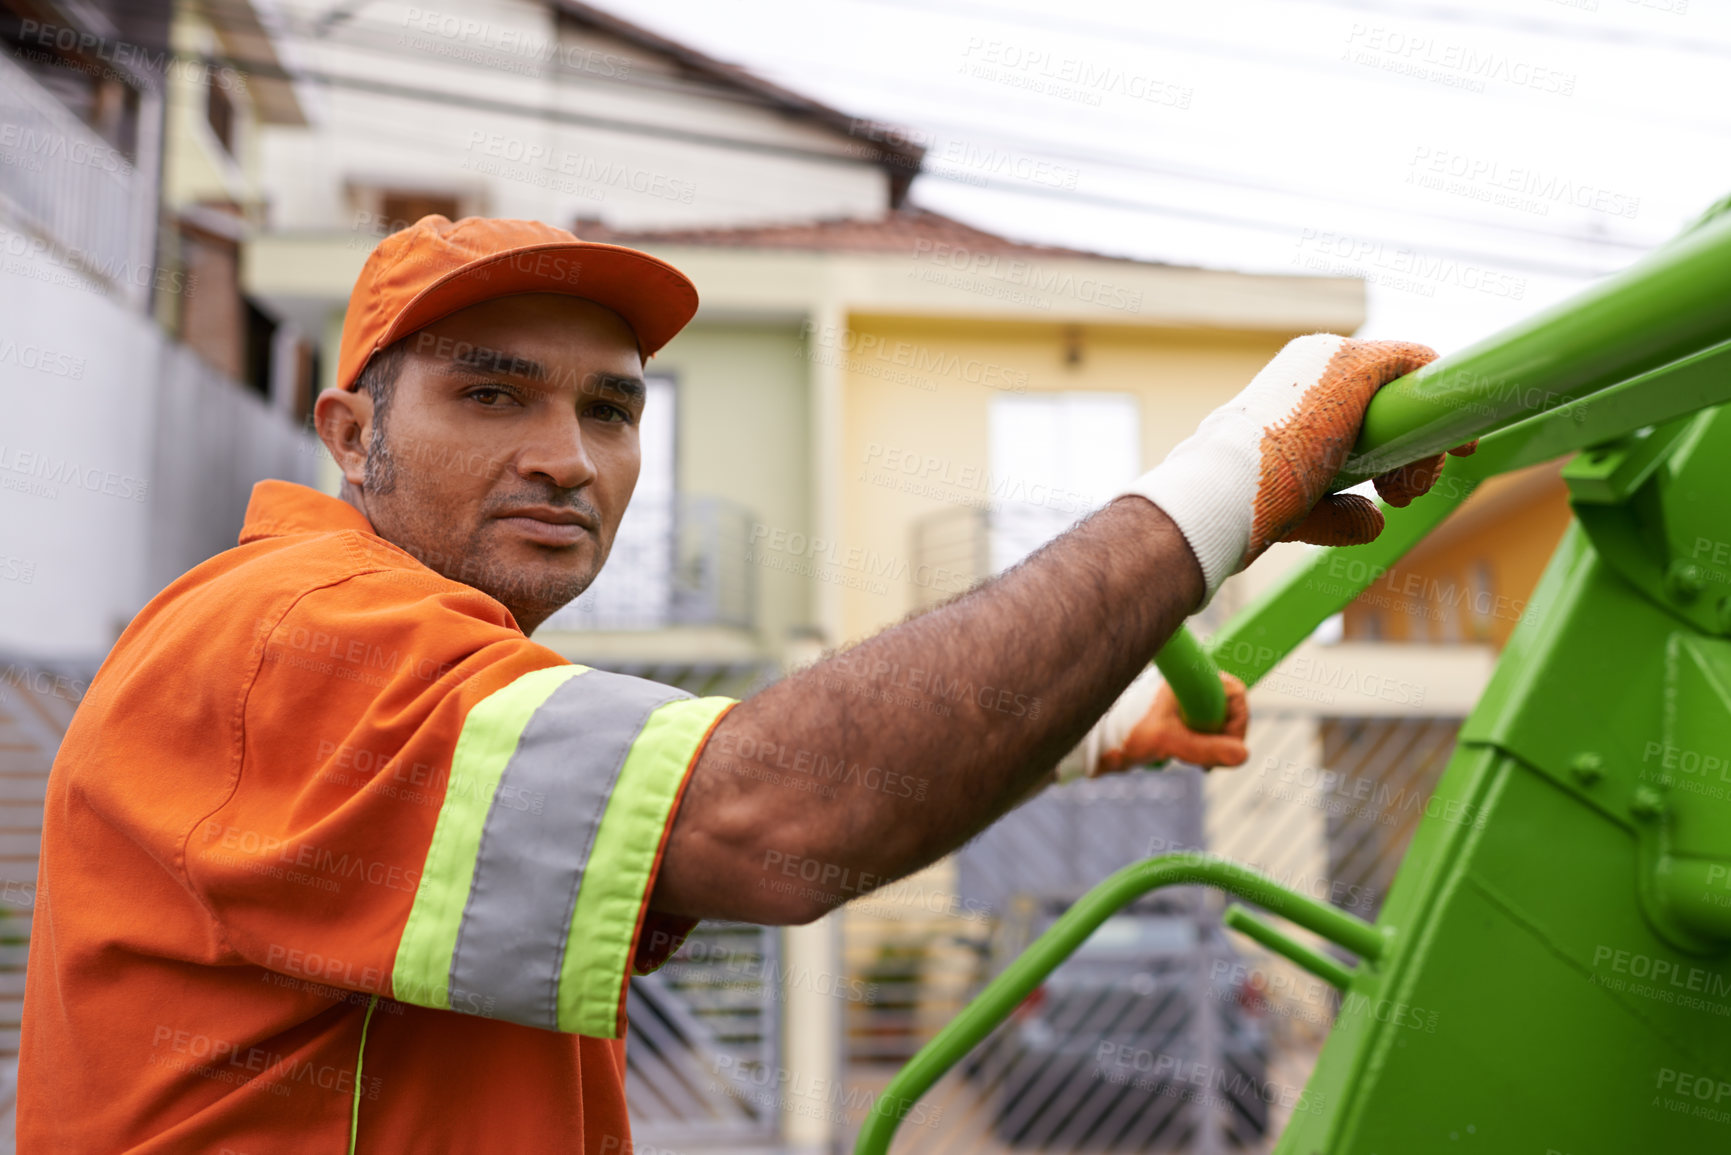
[0,243,317,661]
[0,254,159,658]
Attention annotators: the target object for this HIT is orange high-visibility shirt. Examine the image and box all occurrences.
[19,481,734,1153]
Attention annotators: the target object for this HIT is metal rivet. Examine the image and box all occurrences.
[1666,560,1705,603]
[1632,787,1665,821]
[1570,752,1603,786]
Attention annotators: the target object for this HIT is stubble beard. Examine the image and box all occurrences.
[362,437,603,626]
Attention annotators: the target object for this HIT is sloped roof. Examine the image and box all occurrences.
[573,206,1155,265]
[554,1,924,206]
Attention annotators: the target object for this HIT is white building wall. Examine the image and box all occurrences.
[0,253,160,659]
[0,247,319,661]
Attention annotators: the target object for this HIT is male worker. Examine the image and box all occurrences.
[19,216,1463,1152]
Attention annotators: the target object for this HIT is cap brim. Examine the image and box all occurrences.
[377,240,699,365]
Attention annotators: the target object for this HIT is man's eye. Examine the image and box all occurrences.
[468,386,516,406]
[589,403,633,424]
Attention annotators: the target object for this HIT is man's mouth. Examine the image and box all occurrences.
[492,505,598,547]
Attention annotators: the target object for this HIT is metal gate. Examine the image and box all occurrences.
[0,657,88,1150]
[627,921,785,1148]
[840,708,1469,1155]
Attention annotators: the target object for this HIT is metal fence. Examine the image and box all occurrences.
[840,708,1468,1155]
[546,496,757,632]
[627,922,783,1148]
[0,655,91,1143]
[0,48,149,302]
[145,339,321,598]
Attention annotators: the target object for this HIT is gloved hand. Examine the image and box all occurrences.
[1123,334,1476,602]
[1055,668,1250,782]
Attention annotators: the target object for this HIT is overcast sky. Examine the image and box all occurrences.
[600,0,1730,354]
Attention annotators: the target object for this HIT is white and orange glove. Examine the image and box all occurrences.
[1123,334,1474,604]
[1054,668,1250,782]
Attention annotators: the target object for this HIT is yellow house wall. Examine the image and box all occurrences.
[836,316,1297,644]
[163,15,256,209]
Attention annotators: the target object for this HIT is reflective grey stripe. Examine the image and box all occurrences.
[448,670,690,1029]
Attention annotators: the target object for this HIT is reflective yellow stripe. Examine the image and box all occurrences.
[556,695,734,1035]
[391,665,588,1009]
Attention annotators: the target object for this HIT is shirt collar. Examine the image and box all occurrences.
[238,480,376,544]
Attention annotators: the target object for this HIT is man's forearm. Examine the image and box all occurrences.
[652,496,1201,923]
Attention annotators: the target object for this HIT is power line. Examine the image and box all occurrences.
[912,167,1620,279]
[208,0,1709,249]
[1305,0,1731,58]
[832,0,1731,137]
[200,2,1664,260]
[172,0,1678,278]
[206,49,1623,279]
[762,74,1656,254]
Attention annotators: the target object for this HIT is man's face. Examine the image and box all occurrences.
[356,293,648,632]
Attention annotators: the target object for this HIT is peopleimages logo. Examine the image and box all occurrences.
[0,338,86,380]
[0,125,128,174]
[0,225,194,297]
[14,20,248,93]
[0,445,148,501]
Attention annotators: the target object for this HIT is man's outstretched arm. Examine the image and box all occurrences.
[654,496,1204,924]
[652,335,1463,924]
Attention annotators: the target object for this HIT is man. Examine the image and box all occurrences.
[19,216,1463,1151]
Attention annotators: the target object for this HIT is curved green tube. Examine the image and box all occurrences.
[852,853,1385,1155]
[1150,623,1227,732]
[1223,903,1355,991]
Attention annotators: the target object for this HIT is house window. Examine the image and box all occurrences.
[206,78,235,155]
[242,299,276,400]
[378,191,462,229]
[987,392,1141,573]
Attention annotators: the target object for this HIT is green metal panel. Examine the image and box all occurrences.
[1278,442,1731,1149]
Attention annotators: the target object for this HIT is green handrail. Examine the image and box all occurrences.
[1150,619,1227,731]
[1151,203,1731,731]
[853,853,1385,1155]
[1338,201,1731,485]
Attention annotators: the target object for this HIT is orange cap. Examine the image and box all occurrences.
[336,215,699,392]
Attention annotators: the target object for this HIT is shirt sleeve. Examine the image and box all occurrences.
[185,569,733,1038]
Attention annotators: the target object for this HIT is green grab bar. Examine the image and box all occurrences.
[1154,333,1731,727]
[1150,619,1227,731]
[1336,199,1731,485]
[1144,201,1731,725]
[1223,903,1355,991]
[852,853,1385,1155]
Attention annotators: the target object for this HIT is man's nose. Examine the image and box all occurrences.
[514,410,597,490]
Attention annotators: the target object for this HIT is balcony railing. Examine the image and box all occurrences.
[908,503,1085,610]
[0,48,148,298]
[546,495,756,632]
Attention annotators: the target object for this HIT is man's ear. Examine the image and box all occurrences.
[313,388,373,488]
